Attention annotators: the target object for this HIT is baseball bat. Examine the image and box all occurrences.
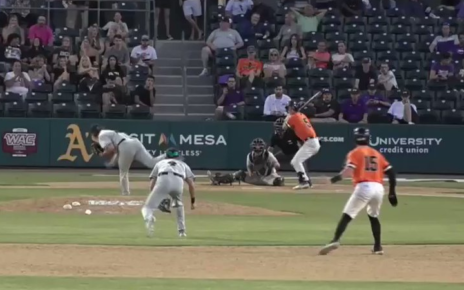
[283,91,322,129]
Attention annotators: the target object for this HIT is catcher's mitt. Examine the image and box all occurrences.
[158,198,171,213]
[91,142,104,155]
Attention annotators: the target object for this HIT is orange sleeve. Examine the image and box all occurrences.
[287,115,296,128]
[237,59,245,75]
[346,150,359,169]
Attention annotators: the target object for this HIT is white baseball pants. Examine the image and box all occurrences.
[343,182,385,219]
[290,138,320,180]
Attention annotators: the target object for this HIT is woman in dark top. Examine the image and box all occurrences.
[100,55,126,85]
[27,38,48,61]
[53,56,75,87]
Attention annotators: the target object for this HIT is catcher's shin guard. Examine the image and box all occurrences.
[233,170,247,183]
[210,172,236,185]
[272,176,285,186]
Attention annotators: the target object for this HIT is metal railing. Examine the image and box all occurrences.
[181,30,188,116]
[0,0,154,39]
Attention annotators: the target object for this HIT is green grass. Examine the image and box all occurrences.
[0,277,462,290]
[0,188,463,246]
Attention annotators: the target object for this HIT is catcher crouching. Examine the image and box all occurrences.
[208,138,285,186]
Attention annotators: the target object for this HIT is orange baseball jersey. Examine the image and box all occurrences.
[287,112,317,141]
[346,146,392,185]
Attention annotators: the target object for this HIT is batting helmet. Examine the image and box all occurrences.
[353,127,370,145]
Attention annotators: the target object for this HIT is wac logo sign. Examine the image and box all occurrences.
[58,124,94,162]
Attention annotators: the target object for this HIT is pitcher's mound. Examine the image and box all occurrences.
[0,196,297,216]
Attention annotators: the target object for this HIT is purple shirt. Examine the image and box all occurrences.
[342,98,367,123]
[431,62,455,78]
[454,45,464,60]
[223,90,244,106]
[361,94,388,108]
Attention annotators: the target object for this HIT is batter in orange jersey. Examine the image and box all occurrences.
[284,102,320,190]
[319,127,398,256]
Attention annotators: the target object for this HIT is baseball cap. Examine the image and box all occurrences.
[322,88,332,94]
[247,45,256,53]
[220,16,231,23]
[362,57,371,63]
[141,35,150,41]
[401,90,410,97]
[350,88,360,94]
[368,84,376,90]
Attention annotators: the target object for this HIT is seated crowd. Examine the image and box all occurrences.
[205,0,464,125]
[0,12,159,118]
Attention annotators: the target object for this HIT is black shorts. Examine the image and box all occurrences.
[155,0,171,9]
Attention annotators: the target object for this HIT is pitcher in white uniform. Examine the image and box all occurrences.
[142,147,196,237]
[90,124,166,196]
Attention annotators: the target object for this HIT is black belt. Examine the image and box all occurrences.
[117,139,126,146]
[158,172,183,178]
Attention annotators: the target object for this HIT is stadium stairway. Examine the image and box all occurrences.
[153,40,215,120]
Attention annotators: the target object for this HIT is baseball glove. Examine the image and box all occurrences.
[91,142,104,155]
[388,192,398,207]
[158,198,171,213]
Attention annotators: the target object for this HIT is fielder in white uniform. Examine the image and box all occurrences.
[90,125,166,196]
[142,147,196,237]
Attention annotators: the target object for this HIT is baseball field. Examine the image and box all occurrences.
[0,169,463,290]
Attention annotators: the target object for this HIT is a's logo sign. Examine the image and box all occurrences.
[2,128,37,157]
[58,124,93,162]
[158,133,177,148]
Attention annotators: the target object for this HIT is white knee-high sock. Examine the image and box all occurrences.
[141,206,155,222]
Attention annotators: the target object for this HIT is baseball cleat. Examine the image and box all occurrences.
[178,230,187,238]
[319,242,340,255]
[372,246,384,255]
[207,170,218,185]
[292,182,312,190]
[145,217,155,237]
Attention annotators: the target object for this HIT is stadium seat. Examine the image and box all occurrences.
[333,78,354,90]
[433,99,454,111]
[321,23,341,34]
[368,15,388,25]
[54,103,78,118]
[266,76,284,89]
[287,67,307,77]
[288,87,310,99]
[51,92,74,103]
[127,104,151,119]
[244,94,264,106]
[333,68,353,78]
[28,102,51,118]
[0,92,22,103]
[442,109,463,124]
[244,105,263,120]
[77,103,100,118]
[414,99,431,110]
[75,93,100,104]
[32,83,53,93]
[4,101,26,117]
[413,89,434,101]
[349,32,369,43]
[367,107,391,124]
[286,77,308,88]
[321,15,341,26]
[103,104,127,119]
[310,77,331,90]
[286,58,305,69]
[216,56,235,67]
[25,92,48,103]
[418,109,440,124]
[303,32,325,41]
[55,81,76,93]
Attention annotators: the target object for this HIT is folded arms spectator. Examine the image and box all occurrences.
[5,60,32,99]
[308,40,330,69]
[263,48,287,79]
[133,76,156,112]
[215,76,245,120]
[339,88,367,123]
[274,12,301,48]
[130,35,157,70]
[332,42,354,69]
[236,45,263,88]
[312,89,340,122]
[200,17,244,76]
[263,85,291,120]
[237,13,269,41]
[388,90,418,124]
[377,63,398,91]
[430,23,459,54]
[281,34,306,60]
[28,16,53,47]
[101,55,127,86]
[290,4,326,33]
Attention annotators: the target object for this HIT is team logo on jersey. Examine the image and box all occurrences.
[58,124,93,162]
[2,128,38,157]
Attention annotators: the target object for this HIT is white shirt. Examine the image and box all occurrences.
[263,94,291,116]
[331,53,354,64]
[149,159,195,180]
[5,72,31,95]
[388,100,417,120]
[130,45,158,66]
[98,130,127,149]
[225,0,253,16]
[378,71,398,91]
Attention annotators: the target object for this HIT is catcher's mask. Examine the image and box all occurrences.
[251,138,266,155]
[90,124,103,137]
[166,147,181,158]
[274,117,285,135]
[354,127,370,145]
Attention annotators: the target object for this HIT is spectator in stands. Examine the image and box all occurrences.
[130,35,158,70]
[311,89,339,122]
[250,0,275,23]
[377,63,398,92]
[278,0,296,7]
[78,71,102,95]
[331,42,354,70]
[103,12,129,39]
[275,12,301,48]
[339,88,368,123]
[313,0,337,9]
[429,52,455,82]
[1,33,25,68]
[133,75,156,110]
[388,90,418,124]
[400,0,438,19]
[263,85,291,120]
[308,40,330,69]
[215,76,245,120]
[454,34,464,62]
[77,55,99,83]
[28,16,53,47]
[200,17,244,76]
[52,36,78,66]
[355,58,377,90]
[263,48,287,79]
[102,73,125,105]
[281,34,306,60]
[53,56,73,89]
[80,38,100,66]
[226,0,254,22]
[290,4,327,33]
[430,23,459,54]
[27,38,48,61]
[10,0,35,27]
[237,13,269,42]
[64,0,89,29]
[28,55,51,86]
[154,1,173,40]
[362,84,390,108]
[103,35,130,69]
[182,0,204,40]
[2,16,24,45]
[101,55,126,86]
[341,0,364,16]
[87,26,105,56]
[236,45,263,88]
[5,60,31,98]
